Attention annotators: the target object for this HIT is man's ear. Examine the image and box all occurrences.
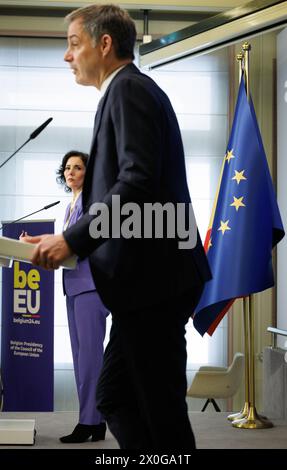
[101,34,113,57]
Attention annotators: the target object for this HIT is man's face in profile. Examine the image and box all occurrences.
[64,17,102,88]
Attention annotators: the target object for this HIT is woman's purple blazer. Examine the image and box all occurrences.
[63,193,96,296]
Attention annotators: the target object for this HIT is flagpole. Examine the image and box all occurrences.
[242,42,251,99]
[233,296,273,428]
[232,43,273,429]
[228,297,250,421]
[228,51,250,423]
[237,51,243,83]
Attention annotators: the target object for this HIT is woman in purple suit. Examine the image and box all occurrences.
[57,150,109,443]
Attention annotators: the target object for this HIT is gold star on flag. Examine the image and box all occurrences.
[230,196,246,211]
[207,237,212,250]
[218,220,231,235]
[225,149,235,163]
[232,170,247,185]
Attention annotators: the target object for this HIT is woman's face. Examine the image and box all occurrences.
[64,156,86,192]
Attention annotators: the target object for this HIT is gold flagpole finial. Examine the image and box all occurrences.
[242,41,251,51]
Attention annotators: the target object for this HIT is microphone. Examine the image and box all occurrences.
[30,117,53,140]
[0,201,60,231]
[43,201,60,210]
[0,117,53,170]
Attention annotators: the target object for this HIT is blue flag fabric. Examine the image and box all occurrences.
[193,77,285,336]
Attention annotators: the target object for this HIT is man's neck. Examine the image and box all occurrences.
[96,59,132,90]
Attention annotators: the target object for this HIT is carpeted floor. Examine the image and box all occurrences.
[0,411,287,449]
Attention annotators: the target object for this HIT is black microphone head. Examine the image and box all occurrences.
[30,117,53,140]
[44,201,60,210]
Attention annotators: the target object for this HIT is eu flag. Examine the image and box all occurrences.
[193,77,285,336]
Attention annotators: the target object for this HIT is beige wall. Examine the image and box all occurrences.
[0,1,252,10]
[0,1,258,37]
[0,15,195,38]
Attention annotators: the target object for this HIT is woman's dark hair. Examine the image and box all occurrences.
[56,150,89,193]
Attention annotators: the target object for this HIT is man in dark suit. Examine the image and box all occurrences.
[26,4,211,450]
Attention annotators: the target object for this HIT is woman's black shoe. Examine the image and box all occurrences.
[59,422,106,443]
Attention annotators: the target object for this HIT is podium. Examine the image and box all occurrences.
[0,234,76,445]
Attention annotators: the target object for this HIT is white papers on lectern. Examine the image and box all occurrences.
[0,235,77,269]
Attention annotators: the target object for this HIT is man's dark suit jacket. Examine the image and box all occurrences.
[64,63,211,313]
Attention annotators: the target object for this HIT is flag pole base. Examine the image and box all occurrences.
[227,402,249,421]
[232,406,273,429]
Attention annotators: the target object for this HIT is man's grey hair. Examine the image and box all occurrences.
[65,3,136,60]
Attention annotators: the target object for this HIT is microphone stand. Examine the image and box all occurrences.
[0,202,60,231]
[0,117,53,170]
[0,138,31,170]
